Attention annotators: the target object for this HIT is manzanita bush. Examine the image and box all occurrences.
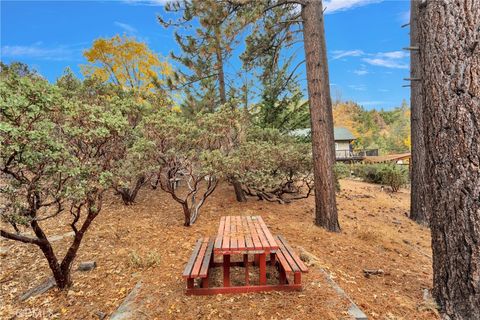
[0,67,129,288]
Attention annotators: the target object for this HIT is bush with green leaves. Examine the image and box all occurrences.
[57,71,158,205]
[138,107,236,226]
[216,127,314,203]
[334,163,351,179]
[0,68,129,289]
[352,163,408,192]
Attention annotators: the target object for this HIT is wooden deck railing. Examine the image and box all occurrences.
[335,149,379,159]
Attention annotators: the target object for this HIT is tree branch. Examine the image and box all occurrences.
[0,229,44,245]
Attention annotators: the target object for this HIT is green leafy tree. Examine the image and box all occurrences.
[215,127,314,204]
[0,69,128,289]
[139,108,220,226]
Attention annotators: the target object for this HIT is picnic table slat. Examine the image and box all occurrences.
[276,236,300,272]
[257,216,278,249]
[191,238,209,277]
[236,216,246,250]
[230,216,238,249]
[240,217,249,249]
[277,235,308,272]
[252,216,269,249]
[222,216,231,250]
[215,217,225,249]
[199,239,214,278]
[275,248,293,273]
[182,238,203,278]
[246,216,263,250]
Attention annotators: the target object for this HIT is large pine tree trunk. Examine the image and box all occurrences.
[301,0,340,232]
[409,0,429,225]
[214,24,227,106]
[214,23,247,202]
[418,1,480,318]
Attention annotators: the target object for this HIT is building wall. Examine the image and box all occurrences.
[335,140,352,158]
[335,141,351,150]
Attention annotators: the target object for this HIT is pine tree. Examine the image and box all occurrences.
[418,0,480,317]
[238,0,340,231]
[158,0,250,114]
[241,5,309,132]
[159,0,253,201]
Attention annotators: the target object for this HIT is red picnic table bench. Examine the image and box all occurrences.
[182,215,308,295]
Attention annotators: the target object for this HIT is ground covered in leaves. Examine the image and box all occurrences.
[0,180,437,319]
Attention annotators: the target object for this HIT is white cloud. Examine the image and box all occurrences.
[363,57,408,69]
[331,49,409,69]
[1,44,81,61]
[353,65,369,75]
[348,84,367,91]
[376,51,408,59]
[324,0,383,14]
[353,69,368,75]
[362,51,409,69]
[332,49,364,60]
[115,21,137,33]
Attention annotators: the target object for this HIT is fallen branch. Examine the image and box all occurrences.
[363,269,390,278]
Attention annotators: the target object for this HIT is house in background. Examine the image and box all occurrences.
[290,127,378,162]
[333,127,356,160]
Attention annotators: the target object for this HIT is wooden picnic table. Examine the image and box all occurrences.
[214,216,278,287]
[182,215,307,295]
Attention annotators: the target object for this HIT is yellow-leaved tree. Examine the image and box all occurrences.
[82,35,172,93]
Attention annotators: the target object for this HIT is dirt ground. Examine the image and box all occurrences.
[0,179,438,319]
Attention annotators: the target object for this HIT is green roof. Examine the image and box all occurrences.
[290,127,356,141]
[333,127,356,141]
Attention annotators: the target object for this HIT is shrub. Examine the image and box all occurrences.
[378,164,408,192]
[352,164,408,192]
[216,127,314,203]
[0,71,128,289]
[334,163,351,179]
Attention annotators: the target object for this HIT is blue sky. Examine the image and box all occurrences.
[1,0,411,110]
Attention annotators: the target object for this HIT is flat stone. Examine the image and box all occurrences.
[19,277,56,301]
[0,246,8,256]
[348,304,368,320]
[78,261,97,271]
[110,281,145,320]
[49,231,75,242]
[298,246,368,320]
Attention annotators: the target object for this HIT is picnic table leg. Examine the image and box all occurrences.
[279,268,287,284]
[201,276,209,288]
[223,254,230,287]
[243,254,249,285]
[270,252,276,266]
[253,254,260,266]
[259,253,267,285]
[294,272,301,285]
[187,278,194,290]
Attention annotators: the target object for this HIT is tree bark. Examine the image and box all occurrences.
[409,0,429,226]
[116,175,146,205]
[418,1,480,318]
[214,23,246,202]
[214,24,227,106]
[232,179,247,202]
[301,0,340,232]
